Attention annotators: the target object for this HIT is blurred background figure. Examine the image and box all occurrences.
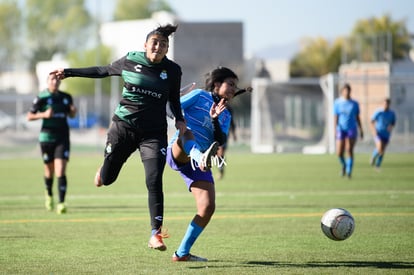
[333,83,363,179]
[27,73,77,214]
[370,98,397,169]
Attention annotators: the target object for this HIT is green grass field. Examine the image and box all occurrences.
[1,151,413,274]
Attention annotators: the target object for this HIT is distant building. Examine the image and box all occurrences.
[100,11,244,87]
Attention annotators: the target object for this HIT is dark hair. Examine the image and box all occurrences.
[204,67,238,92]
[146,24,178,42]
[342,83,351,92]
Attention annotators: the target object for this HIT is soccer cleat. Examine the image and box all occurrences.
[199,141,219,171]
[148,229,169,251]
[45,192,54,211]
[94,168,103,187]
[172,252,208,262]
[56,203,67,214]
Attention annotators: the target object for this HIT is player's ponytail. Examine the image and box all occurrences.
[146,24,178,41]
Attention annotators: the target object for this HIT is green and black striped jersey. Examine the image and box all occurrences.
[29,89,73,143]
[64,51,184,131]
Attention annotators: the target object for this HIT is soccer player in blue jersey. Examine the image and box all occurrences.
[52,24,187,251]
[370,98,396,169]
[167,67,241,262]
[333,83,363,178]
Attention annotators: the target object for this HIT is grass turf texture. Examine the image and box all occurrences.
[1,152,413,274]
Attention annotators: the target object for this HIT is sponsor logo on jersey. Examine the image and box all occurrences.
[134,64,142,72]
[105,143,112,154]
[130,86,163,99]
[160,70,167,80]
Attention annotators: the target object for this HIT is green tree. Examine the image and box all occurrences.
[0,0,21,71]
[114,0,173,21]
[290,14,412,77]
[347,14,411,62]
[290,37,343,77]
[25,0,92,70]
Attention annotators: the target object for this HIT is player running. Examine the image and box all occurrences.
[370,98,396,169]
[51,24,187,251]
[333,83,363,178]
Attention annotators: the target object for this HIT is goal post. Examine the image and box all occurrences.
[250,63,414,154]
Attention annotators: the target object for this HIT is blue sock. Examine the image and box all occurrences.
[181,139,203,163]
[376,154,383,167]
[371,149,378,164]
[176,221,204,257]
[346,157,353,175]
[182,139,196,155]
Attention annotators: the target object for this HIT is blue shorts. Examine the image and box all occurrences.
[166,147,214,191]
[375,134,390,144]
[336,128,358,140]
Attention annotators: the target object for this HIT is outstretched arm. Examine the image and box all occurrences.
[51,56,125,80]
[51,66,111,80]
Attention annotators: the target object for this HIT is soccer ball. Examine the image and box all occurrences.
[321,208,355,241]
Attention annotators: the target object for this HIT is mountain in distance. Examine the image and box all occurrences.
[252,41,300,60]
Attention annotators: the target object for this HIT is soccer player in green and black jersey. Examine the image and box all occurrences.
[27,73,77,214]
[52,24,187,251]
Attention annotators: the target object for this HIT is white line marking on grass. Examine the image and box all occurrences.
[1,190,413,201]
[1,212,413,224]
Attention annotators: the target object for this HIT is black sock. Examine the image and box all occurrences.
[58,176,67,203]
[44,177,53,196]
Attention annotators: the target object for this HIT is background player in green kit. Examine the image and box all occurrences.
[52,24,187,251]
[27,73,77,214]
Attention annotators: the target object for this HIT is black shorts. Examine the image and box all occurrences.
[40,140,70,164]
[105,119,167,163]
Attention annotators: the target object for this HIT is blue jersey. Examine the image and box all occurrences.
[371,108,396,138]
[334,98,360,131]
[169,89,231,151]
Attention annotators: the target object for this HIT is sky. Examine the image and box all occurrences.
[87,0,414,57]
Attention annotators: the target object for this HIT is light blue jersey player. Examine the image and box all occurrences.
[171,88,231,152]
[370,98,396,168]
[333,84,363,178]
[166,67,241,262]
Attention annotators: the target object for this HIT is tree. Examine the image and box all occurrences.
[114,0,173,21]
[346,14,411,62]
[0,1,22,71]
[290,14,412,77]
[24,0,92,70]
[290,37,343,77]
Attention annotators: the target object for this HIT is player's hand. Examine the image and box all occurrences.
[210,98,226,119]
[43,108,54,119]
[50,68,65,80]
[68,105,77,118]
[175,120,187,136]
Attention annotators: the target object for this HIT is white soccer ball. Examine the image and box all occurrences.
[321,208,355,241]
